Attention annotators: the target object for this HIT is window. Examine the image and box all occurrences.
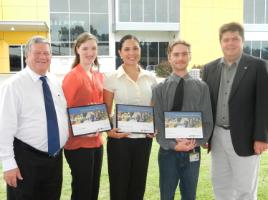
[9,46,26,72]
[243,40,268,60]
[261,41,268,59]
[70,0,89,12]
[117,0,180,23]
[50,13,69,42]
[119,0,130,22]
[244,0,268,23]
[156,0,168,22]
[252,41,261,57]
[140,42,148,68]
[50,0,109,56]
[255,0,265,23]
[91,0,108,12]
[131,0,143,22]
[169,0,180,22]
[70,14,89,41]
[243,41,251,54]
[148,42,158,65]
[52,43,70,56]
[159,42,169,62]
[50,0,69,12]
[115,41,168,68]
[144,0,155,22]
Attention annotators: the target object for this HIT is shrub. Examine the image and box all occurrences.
[155,61,172,77]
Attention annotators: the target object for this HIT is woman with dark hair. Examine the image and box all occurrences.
[62,32,103,200]
[104,34,157,200]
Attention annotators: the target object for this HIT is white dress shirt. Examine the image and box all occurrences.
[104,65,157,138]
[0,67,69,172]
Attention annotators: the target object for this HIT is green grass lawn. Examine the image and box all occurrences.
[1,140,268,200]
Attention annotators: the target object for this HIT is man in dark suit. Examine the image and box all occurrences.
[203,22,268,200]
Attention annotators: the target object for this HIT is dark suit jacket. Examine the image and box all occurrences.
[203,53,268,156]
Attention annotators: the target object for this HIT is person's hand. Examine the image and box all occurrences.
[202,143,209,149]
[81,131,101,138]
[146,130,158,138]
[174,139,196,152]
[146,133,156,138]
[4,168,23,188]
[254,141,268,155]
[107,128,129,139]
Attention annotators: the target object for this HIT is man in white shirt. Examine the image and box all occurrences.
[0,36,69,200]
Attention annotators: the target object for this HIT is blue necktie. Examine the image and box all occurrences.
[40,76,60,156]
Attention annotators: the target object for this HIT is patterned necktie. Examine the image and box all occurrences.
[172,78,184,111]
[40,76,60,156]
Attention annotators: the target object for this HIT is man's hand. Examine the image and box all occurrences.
[254,141,268,155]
[4,168,23,188]
[201,143,209,149]
[174,139,196,152]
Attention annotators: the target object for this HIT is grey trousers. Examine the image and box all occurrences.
[211,126,260,200]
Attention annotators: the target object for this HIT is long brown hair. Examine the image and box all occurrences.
[71,32,99,69]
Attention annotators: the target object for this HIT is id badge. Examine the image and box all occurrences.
[189,152,200,162]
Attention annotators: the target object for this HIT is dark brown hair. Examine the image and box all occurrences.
[219,22,244,41]
[72,32,99,69]
[118,34,140,51]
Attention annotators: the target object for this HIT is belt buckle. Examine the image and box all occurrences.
[49,149,61,158]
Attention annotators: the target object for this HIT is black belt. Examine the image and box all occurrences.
[14,138,62,158]
[217,125,230,130]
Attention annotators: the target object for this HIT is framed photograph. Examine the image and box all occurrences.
[116,104,155,134]
[67,104,111,136]
[164,111,203,139]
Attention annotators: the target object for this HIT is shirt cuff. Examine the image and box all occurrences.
[2,158,18,172]
[169,141,176,150]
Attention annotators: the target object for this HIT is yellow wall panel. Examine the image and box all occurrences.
[0,5,3,20]
[3,7,39,20]
[37,6,49,22]
[180,0,243,67]
[3,32,48,44]
[2,0,36,6]
[37,0,49,7]
[0,40,10,73]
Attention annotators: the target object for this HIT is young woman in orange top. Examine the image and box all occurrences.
[62,32,103,200]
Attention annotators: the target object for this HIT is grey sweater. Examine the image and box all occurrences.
[152,73,213,150]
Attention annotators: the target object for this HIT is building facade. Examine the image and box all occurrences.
[0,0,267,74]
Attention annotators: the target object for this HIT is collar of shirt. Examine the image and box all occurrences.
[220,54,242,68]
[170,72,190,83]
[75,63,95,74]
[25,66,48,82]
[116,65,153,79]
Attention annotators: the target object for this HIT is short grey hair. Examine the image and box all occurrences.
[25,36,51,55]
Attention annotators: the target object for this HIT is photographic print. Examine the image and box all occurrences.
[68,104,111,136]
[164,111,203,139]
[116,104,155,134]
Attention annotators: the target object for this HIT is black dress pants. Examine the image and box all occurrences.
[64,146,103,200]
[7,139,63,200]
[107,137,152,200]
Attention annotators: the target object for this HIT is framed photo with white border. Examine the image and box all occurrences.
[164,111,203,139]
[116,104,155,134]
[67,104,111,136]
